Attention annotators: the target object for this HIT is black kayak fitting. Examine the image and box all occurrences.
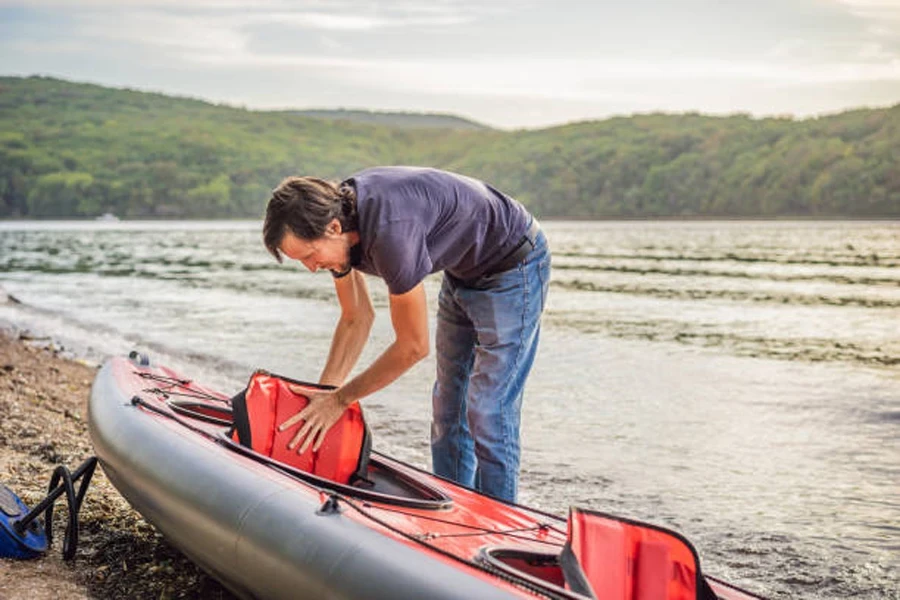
[0,456,97,560]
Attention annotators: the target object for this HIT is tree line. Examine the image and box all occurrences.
[1,76,897,219]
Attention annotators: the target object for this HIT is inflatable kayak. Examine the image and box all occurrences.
[88,353,764,600]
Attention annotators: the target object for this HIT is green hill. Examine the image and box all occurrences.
[1,76,897,219]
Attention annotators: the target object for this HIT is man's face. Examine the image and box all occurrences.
[279,219,350,274]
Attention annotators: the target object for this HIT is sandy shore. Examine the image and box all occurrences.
[0,329,235,599]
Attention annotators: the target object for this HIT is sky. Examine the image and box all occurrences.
[1,0,899,129]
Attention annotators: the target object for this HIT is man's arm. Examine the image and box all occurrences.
[339,281,430,404]
[280,282,430,453]
[318,270,375,387]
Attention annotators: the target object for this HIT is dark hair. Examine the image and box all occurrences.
[263,176,357,262]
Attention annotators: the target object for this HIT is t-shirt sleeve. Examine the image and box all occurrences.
[371,221,433,295]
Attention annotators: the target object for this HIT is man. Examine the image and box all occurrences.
[263,166,550,502]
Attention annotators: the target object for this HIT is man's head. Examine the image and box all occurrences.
[263,176,358,273]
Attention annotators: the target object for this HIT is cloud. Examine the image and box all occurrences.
[0,0,490,25]
[77,10,246,53]
[41,1,894,91]
[768,37,899,64]
[766,1,900,70]
[177,49,900,91]
[833,0,900,20]
[2,0,898,128]
[831,0,900,37]
[14,1,486,58]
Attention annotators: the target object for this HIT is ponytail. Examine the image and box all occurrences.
[337,182,358,232]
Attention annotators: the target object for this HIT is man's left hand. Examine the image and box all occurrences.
[277,385,348,454]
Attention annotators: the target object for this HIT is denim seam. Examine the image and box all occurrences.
[437,275,470,483]
[453,278,471,483]
[502,260,529,496]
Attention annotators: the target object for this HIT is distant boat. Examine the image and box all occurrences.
[95,213,120,222]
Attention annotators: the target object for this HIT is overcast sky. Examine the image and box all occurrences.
[1,0,899,128]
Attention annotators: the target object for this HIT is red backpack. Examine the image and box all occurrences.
[230,371,371,486]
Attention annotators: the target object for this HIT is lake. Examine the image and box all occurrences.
[1,219,898,599]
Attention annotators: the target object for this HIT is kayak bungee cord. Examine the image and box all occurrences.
[361,502,566,546]
[137,372,230,403]
[412,525,555,543]
[128,392,577,599]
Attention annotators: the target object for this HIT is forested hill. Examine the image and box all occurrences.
[1,76,897,219]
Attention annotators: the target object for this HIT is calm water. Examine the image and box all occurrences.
[1,220,898,600]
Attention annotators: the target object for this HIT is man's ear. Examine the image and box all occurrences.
[327,218,342,236]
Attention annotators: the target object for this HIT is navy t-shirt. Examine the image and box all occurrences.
[343,167,531,295]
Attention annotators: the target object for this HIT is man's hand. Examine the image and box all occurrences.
[277,385,349,454]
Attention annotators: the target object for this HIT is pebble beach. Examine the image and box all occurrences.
[0,328,235,600]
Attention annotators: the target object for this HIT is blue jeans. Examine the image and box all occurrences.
[431,228,550,502]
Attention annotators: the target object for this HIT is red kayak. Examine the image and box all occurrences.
[89,353,764,600]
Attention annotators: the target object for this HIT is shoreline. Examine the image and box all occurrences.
[0,329,234,599]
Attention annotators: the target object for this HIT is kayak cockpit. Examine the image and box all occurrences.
[166,397,453,510]
[479,548,569,593]
[220,434,453,509]
[479,507,734,600]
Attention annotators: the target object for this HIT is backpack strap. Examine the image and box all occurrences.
[349,422,374,488]
[229,387,251,447]
[559,541,596,598]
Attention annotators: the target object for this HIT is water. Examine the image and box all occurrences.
[1,219,897,599]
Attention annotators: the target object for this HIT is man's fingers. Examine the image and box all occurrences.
[312,427,328,452]
[288,425,306,450]
[288,384,314,396]
[279,391,335,452]
[278,413,301,432]
[298,423,320,455]
[278,407,310,432]
[289,418,315,449]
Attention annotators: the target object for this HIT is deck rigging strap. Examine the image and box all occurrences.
[364,501,566,546]
[137,372,229,403]
[414,524,552,542]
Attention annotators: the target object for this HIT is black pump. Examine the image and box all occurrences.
[0,456,97,560]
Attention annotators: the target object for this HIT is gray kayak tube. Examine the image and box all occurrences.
[88,356,539,600]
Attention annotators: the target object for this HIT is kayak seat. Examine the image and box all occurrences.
[230,370,371,487]
[560,507,718,600]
